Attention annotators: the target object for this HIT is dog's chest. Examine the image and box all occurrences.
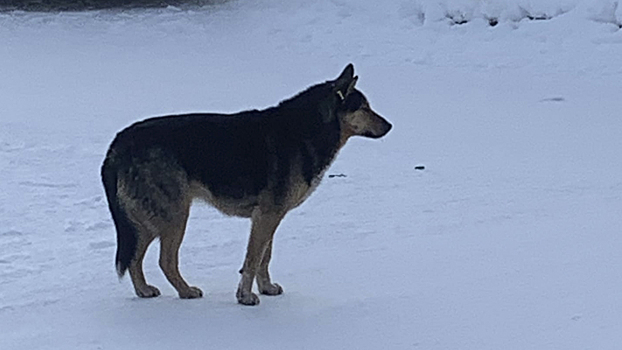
[288,169,326,209]
[285,139,341,209]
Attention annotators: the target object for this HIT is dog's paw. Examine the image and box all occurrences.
[259,282,283,296]
[135,284,161,298]
[179,286,203,299]
[236,289,260,306]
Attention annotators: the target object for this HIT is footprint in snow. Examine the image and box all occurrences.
[89,241,115,250]
[86,221,111,231]
[73,195,103,208]
[0,254,30,264]
[19,181,77,189]
[0,230,23,237]
[0,141,27,152]
[64,221,82,233]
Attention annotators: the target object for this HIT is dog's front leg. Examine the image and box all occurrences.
[256,241,283,296]
[237,209,284,305]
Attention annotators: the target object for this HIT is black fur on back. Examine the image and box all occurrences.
[107,79,342,203]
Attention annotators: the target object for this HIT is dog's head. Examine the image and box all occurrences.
[330,64,392,140]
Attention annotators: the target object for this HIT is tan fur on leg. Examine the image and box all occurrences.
[256,242,283,296]
[129,233,160,298]
[159,205,203,299]
[237,209,284,305]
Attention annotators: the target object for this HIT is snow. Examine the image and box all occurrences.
[1,0,622,348]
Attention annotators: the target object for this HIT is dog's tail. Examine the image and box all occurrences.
[101,152,137,278]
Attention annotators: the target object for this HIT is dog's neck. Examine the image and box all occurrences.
[338,122,355,149]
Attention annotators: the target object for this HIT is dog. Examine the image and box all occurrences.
[101,64,392,305]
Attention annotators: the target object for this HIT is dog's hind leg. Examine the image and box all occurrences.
[237,209,284,305]
[159,203,203,299]
[129,231,160,298]
[256,242,283,296]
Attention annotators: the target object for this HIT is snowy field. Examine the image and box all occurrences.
[1,0,622,348]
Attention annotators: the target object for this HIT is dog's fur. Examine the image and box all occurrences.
[101,64,392,305]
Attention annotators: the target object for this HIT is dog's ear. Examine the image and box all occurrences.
[336,63,354,82]
[322,64,355,123]
[346,76,358,95]
[334,64,355,100]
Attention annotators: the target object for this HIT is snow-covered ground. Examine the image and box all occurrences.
[1,0,621,348]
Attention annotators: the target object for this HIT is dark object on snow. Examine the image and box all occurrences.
[540,97,565,103]
[328,174,347,178]
[527,14,552,21]
[414,165,425,171]
[488,18,499,27]
[446,13,468,25]
[518,6,554,22]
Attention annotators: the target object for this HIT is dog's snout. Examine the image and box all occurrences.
[377,118,392,138]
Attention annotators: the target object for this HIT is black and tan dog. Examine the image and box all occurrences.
[101,64,392,305]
